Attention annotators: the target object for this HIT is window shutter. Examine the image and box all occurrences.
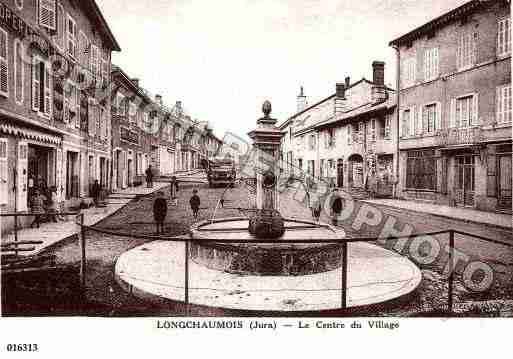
[63,82,70,124]
[471,93,479,126]
[433,48,439,77]
[436,102,442,130]
[74,87,81,128]
[449,98,456,128]
[43,63,52,118]
[55,3,65,50]
[32,57,41,111]
[14,40,23,104]
[56,149,63,202]
[496,86,503,124]
[0,139,7,205]
[0,29,8,97]
[88,98,96,135]
[39,0,57,31]
[472,32,478,65]
[411,106,417,136]
[420,105,427,134]
[487,154,497,197]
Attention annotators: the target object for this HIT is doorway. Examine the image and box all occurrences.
[66,151,79,199]
[455,155,475,207]
[348,154,364,188]
[497,154,512,210]
[337,159,344,188]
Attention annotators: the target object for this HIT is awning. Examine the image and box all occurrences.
[0,123,62,145]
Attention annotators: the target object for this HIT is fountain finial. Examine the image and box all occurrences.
[262,100,272,118]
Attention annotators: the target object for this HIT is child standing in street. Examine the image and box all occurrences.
[189,189,201,219]
[153,191,167,234]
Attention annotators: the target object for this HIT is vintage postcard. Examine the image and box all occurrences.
[0,0,511,356]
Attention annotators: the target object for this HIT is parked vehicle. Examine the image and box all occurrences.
[207,158,236,188]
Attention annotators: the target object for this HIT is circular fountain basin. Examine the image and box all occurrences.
[190,217,346,276]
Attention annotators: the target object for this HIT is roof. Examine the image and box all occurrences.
[389,0,486,47]
[83,1,121,51]
[278,78,394,129]
[315,95,397,131]
[111,65,151,102]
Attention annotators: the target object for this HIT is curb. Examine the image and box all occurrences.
[361,200,513,233]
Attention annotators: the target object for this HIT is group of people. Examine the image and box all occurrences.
[29,185,62,229]
[309,188,344,226]
[152,178,202,234]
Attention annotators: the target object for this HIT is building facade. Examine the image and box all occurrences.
[390,0,511,212]
[280,62,397,197]
[0,0,120,232]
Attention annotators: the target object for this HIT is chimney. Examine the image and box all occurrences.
[372,61,387,103]
[334,83,348,116]
[345,76,350,89]
[155,94,163,107]
[372,61,385,86]
[132,78,140,87]
[297,86,308,113]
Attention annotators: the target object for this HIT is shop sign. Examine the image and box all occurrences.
[121,127,139,144]
[0,2,27,38]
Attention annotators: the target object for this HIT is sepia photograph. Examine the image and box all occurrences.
[0,0,511,355]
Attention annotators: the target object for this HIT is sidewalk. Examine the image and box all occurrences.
[362,198,512,230]
[0,182,169,256]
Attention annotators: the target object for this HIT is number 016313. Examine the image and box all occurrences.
[6,344,39,352]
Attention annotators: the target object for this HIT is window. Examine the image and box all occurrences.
[406,150,437,191]
[384,116,391,139]
[38,0,57,31]
[497,18,511,57]
[424,48,439,81]
[369,119,376,142]
[401,109,411,137]
[0,138,7,205]
[0,28,8,97]
[67,14,77,60]
[451,94,479,128]
[320,159,325,178]
[63,80,79,126]
[90,44,100,78]
[497,84,512,124]
[402,56,416,87]
[325,128,335,148]
[14,39,24,104]
[32,55,52,118]
[308,134,316,150]
[129,102,137,122]
[78,31,88,67]
[115,93,126,115]
[54,3,65,50]
[307,160,315,177]
[457,32,477,70]
[347,125,352,145]
[421,103,441,133]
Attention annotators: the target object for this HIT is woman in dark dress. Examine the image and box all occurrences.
[153,191,167,234]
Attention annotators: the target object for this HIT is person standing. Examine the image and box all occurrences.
[169,176,179,206]
[331,188,343,226]
[189,189,201,219]
[311,198,322,223]
[145,165,154,188]
[153,191,167,234]
[30,190,46,228]
[47,186,59,223]
[91,180,101,207]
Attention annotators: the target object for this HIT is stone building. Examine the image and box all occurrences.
[280,62,397,198]
[390,0,511,212]
[0,0,120,232]
[110,66,155,189]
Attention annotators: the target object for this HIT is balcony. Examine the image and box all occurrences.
[436,127,483,147]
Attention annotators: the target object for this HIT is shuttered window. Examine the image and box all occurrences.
[90,44,100,78]
[0,28,8,98]
[38,0,57,31]
[67,14,77,60]
[496,84,512,124]
[424,48,439,82]
[14,39,24,104]
[55,3,65,50]
[457,32,478,70]
[497,18,511,57]
[79,31,89,67]
[32,56,52,118]
[421,103,441,133]
[402,56,416,87]
[401,109,411,138]
[0,138,8,205]
[451,94,479,128]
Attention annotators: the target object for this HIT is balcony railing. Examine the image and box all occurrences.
[436,127,483,147]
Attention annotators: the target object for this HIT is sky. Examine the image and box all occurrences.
[96,0,470,140]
